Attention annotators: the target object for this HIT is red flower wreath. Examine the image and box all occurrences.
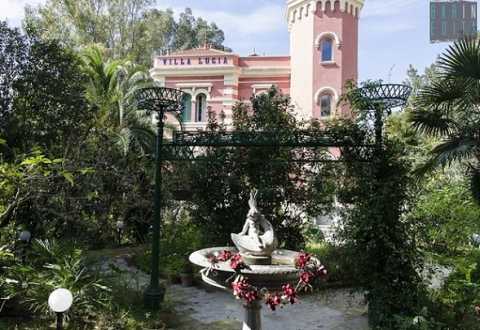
[207,250,326,310]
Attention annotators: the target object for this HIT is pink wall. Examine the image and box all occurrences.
[312,1,359,118]
[239,56,290,68]
[238,76,291,101]
[165,76,227,119]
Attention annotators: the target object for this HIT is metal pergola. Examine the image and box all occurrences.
[134,83,412,309]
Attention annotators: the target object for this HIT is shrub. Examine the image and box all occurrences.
[2,240,111,321]
[306,243,359,286]
[409,173,480,256]
[134,210,203,277]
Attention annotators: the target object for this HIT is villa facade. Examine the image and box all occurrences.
[150,0,364,129]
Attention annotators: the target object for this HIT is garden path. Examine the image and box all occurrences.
[100,253,368,330]
[168,284,368,330]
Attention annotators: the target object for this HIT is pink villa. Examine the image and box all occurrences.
[150,0,364,130]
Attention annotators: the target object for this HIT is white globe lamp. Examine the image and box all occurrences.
[48,288,73,330]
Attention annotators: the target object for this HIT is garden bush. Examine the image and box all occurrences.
[306,242,359,286]
[1,239,111,321]
[409,172,480,257]
[133,209,203,279]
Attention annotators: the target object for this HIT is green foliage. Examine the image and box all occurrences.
[25,0,229,66]
[2,240,111,319]
[174,87,335,249]
[305,243,358,286]
[411,38,480,204]
[0,23,91,157]
[423,250,480,329]
[0,22,28,137]
[135,211,203,277]
[410,172,480,256]
[337,81,425,328]
[81,45,156,155]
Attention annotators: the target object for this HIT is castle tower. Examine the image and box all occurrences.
[287,0,364,120]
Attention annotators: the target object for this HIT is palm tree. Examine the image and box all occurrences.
[411,38,480,203]
[81,45,156,156]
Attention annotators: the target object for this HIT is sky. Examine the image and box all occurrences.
[1,0,468,83]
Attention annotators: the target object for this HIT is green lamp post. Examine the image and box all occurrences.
[134,87,185,309]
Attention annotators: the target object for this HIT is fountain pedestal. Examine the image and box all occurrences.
[243,299,262,330]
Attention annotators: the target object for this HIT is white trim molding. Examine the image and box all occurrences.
[251,83,276,95]
[314,86,339,103]
[315,86,339,119]
[192,88,211,101]
[176,82,213,94]
[315,31,341,48]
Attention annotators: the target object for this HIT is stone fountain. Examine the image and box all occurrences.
[189,190,319,330]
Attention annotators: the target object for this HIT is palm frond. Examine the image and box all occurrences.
[409,109,456,137]
[470,167,480,205]
[438,38,480,80]
[416,137,477,176]
[415,77,468,108]
[129,126,156,155]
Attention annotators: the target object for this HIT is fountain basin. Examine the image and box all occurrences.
[189,247,305,291]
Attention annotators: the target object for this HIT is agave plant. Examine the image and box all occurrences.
[411,38,480,204]
[2,239,111,318]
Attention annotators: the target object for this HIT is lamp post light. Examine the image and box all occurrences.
[116,220,125,246]
[134,87,185,309]
[48,288,73,330]
[18,230,31,263]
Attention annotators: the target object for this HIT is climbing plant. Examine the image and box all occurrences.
[334,82,424,328]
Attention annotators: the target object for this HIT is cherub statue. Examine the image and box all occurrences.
[231,190,276,257]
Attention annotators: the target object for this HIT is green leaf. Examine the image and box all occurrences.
[80,167,95,175]
[62,171,75,186]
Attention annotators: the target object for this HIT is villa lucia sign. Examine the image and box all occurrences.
[160,57,229,66]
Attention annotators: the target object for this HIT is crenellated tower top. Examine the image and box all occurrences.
[287,0,363,119]
[287,0,364,29]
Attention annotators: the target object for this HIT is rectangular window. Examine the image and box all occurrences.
[321,39,333,62]
[442,21,447,35]
[441,4,447,18]
[452,5,457,19]
[431,20,436,36]
[472,4,477,19]
[431,4,436,19]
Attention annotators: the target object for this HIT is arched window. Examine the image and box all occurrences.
[319,94,333,117]
[195,93,207,122]
[320,38,333,62]
[181,94,192,122]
